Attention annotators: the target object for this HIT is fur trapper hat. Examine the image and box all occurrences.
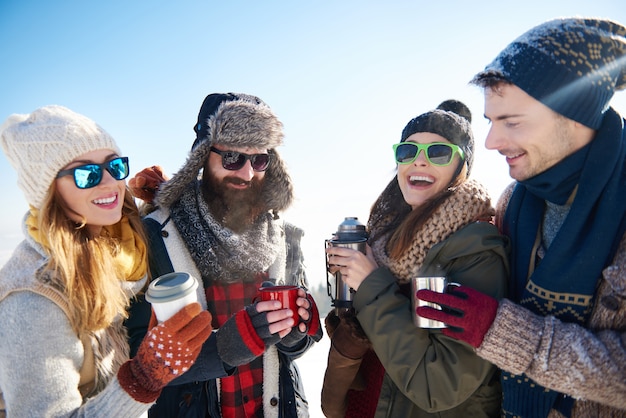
[156,93,294,213]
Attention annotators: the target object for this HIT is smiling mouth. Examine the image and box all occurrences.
[409,175,434,186]
[225,178,251,188]
[503,151,524,161]
[93,196,116,205]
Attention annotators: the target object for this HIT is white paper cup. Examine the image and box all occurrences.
[145,272,199,322]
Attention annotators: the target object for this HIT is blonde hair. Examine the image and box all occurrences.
[38,184,147,333]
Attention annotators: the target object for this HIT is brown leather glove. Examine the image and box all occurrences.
[324,309,341,338]
[331,320,371,360]
[321,344,363,418]
[322,310,370,418]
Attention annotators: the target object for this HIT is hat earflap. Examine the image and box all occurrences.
[260,148,294,215]
[156,139,211,208]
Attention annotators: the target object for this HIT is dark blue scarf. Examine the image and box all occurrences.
[501,108,626,417]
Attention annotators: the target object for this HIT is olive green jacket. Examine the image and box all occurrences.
[354,221,509,418]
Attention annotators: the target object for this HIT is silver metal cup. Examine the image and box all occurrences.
[411,276,459,328]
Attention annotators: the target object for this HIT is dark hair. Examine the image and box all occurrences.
[470,70,512,90]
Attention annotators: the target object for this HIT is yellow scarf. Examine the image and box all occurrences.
[26,207,147,282]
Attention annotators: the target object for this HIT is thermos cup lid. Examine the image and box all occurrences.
[338,217,365,232]
[334,217,367,242]
[145,272,198,303]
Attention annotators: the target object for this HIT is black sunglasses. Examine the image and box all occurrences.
[56,157,130,189]
[392,142,464,166]
[210,147,271,172]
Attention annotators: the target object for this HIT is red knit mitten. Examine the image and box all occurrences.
[128,165,168,203]
[118,303,212,403]
[416,285,498,348]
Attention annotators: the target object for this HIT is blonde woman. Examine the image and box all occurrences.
[0,105,212,417]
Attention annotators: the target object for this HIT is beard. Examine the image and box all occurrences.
[201,172,266,233]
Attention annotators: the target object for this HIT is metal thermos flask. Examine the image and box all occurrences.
[326,217,368,309]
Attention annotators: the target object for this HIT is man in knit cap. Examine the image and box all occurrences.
[127,93,322,417]
[416,17,626,416]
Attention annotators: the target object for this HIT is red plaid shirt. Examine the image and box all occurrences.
[205,272,268,418]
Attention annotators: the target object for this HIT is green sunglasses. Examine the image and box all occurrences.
[392,142,464,166]
[56,157,130,189]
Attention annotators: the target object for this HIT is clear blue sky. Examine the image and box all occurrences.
[1,1,625,290]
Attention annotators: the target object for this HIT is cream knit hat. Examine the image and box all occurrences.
[0,105,121,209]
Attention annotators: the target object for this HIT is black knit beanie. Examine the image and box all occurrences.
[473,17,626,129]
[400,100,474,175]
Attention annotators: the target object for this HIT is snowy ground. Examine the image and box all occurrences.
[296,328,331,418]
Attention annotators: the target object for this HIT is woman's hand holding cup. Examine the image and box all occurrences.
[325,245,378,291]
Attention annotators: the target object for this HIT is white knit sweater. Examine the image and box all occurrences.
[0,227,151,418]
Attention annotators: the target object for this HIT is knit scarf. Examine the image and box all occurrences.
[501,108,626,418]
[370,179,494,283]
[170,181,287,417]
[26,208,147,282]
[169,181,284,284]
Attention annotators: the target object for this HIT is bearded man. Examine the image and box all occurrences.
[127,93,322,418]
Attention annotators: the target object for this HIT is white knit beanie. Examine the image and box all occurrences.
[0,105,121,209]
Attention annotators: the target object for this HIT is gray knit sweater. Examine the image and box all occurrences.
[0,224,152,418]
[481,184,626,417]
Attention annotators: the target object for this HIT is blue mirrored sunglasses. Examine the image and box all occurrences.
[56,157,130,189]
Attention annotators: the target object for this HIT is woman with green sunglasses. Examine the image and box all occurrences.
[322,100,509,418]
[0,105,212,417]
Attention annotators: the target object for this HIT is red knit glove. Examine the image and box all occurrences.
[128,165,169,203]
[118,303,212,403]
[416,285,498,348]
